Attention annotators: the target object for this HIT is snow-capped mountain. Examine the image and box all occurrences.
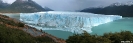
[110,1,133,6]
[0,0,46,13]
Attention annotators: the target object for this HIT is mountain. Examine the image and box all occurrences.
[0,0,45,13]
[80,2,133,17]
[110,1,133,6]
[44,7,54,11]
[0,0,10,9]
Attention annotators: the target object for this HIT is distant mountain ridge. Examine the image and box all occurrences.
[0,0,10,8]
[110,1,133,6]
[80,2,133,17]
[44,7,54,11]
[0,0,54,13]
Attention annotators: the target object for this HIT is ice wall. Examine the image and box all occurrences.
[20,11,122,33]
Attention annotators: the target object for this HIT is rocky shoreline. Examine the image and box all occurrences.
[23,25,66,43]
[0,14,66,43]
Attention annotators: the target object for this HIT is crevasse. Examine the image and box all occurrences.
[20,11,122,33]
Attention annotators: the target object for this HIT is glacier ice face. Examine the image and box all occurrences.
[20,11,122,33]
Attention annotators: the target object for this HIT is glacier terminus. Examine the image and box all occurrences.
[20,11,122,34]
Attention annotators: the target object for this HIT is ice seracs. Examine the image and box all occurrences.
[20,11,122,34]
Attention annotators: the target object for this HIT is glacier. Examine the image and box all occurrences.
[20,11,122,33]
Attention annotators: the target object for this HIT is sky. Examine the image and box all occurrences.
[2,0,133,11]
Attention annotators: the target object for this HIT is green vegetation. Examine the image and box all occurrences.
[0,15,56,43]
[0,24,55,43]
[18,22,24,27]
[66,31,133,43]
[0,24,35,43]
[0,15,24,27]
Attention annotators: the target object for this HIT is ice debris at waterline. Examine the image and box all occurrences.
[20,11,122,34]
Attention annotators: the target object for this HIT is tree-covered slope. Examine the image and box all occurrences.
[0,14,55,43]
[66,31,133,43]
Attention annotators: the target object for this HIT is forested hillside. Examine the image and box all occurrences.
[0,14,56,43]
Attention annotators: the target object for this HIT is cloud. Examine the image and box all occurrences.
[2,0,15,3]
[2,0,133,11]
[36,0,133,11]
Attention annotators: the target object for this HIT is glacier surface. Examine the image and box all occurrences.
[20,11,122,33]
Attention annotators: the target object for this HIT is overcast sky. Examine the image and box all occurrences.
[2,0,133,11]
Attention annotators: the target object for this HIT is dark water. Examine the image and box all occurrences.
[3,14,133,39]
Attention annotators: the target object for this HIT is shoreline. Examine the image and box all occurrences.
[23,25,66,43]
[0,14,66,43]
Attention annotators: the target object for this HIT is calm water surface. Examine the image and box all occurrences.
[3,14,133,39]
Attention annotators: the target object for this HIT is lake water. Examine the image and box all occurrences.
[3,14,133,39]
